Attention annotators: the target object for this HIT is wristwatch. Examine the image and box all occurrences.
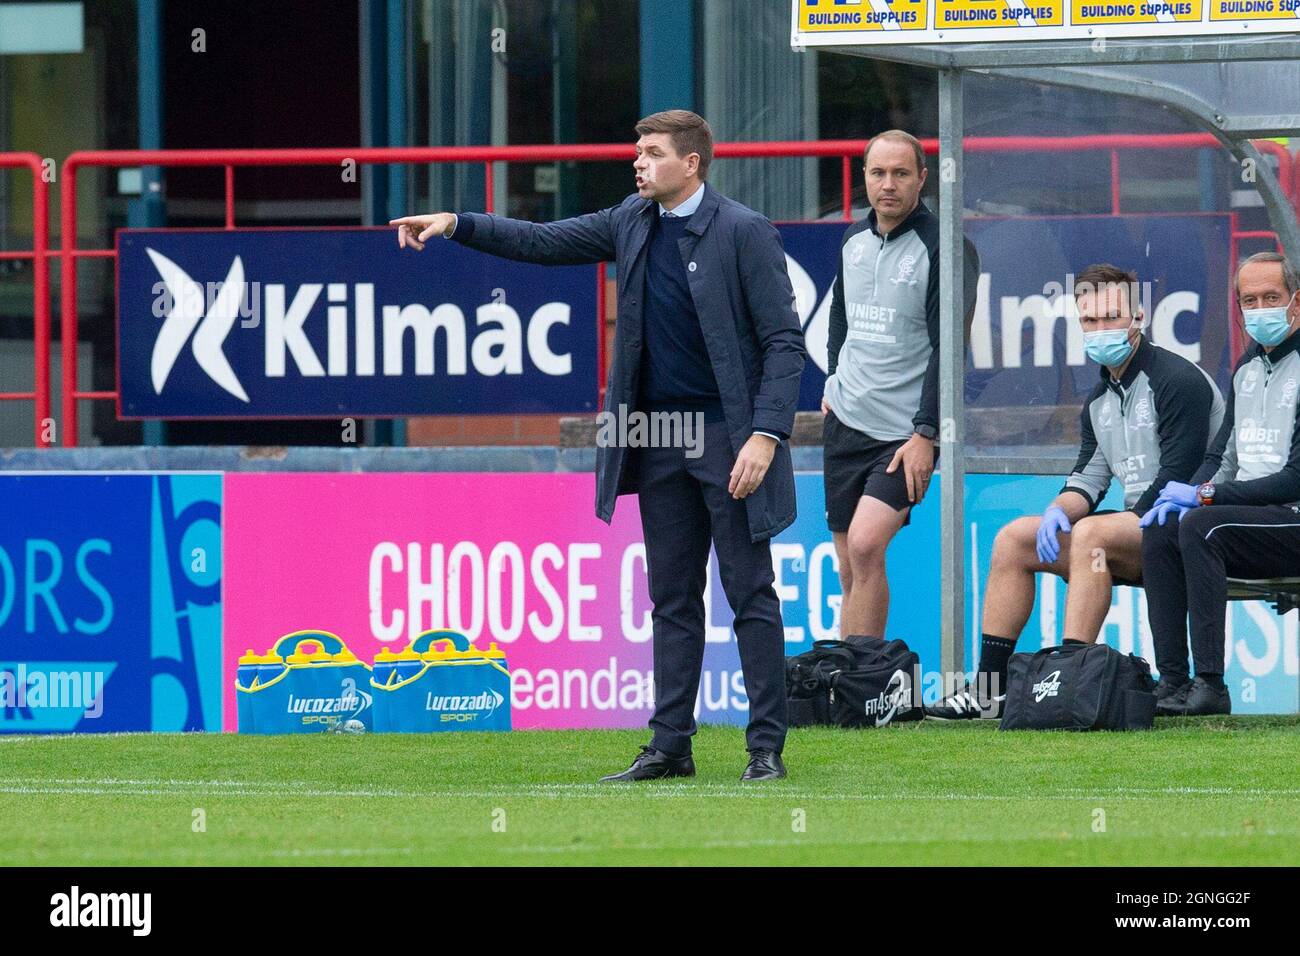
[1197,482,1216,506]
[914,423,938,441]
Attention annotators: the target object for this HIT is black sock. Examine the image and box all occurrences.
[1063,638,1088,645]
[844,633,883,648]
[976,634,1016,696]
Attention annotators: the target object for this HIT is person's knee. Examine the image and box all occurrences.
[846,521,891,573]
[1069,515,1106,555]
[1140,512,1179,555]
[992,517,1037,569]
[719,576,778,622]
[1177,507,1216,550]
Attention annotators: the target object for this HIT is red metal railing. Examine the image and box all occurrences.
[0,153,51,446]
[15,136,1299,446]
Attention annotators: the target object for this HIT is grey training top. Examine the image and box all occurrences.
[824,200,980,442]
[1065,336,1225,515]
[1193,329,1300,506]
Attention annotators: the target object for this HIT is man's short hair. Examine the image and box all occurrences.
[634,110,714,180]
[1234,251,1299,298]
[864,130,926,176]
[1074,263,1140,316]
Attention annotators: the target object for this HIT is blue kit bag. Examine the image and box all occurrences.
[370,629,511,733]
[235,630,374,734]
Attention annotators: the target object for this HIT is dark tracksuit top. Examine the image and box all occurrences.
[1143,327,1300,681]
[824,201,980,442]
[1063,336,1225,517]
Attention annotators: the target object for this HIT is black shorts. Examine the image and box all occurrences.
[823,410,934,533]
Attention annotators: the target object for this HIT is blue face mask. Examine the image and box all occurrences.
[1242,292,1297,347]
[1083,320,1138,368]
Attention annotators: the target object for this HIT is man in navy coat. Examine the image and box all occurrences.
[392,110,805,781]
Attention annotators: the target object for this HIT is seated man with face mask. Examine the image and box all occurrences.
[1140,252,1300,717]
[926,264,1225,720]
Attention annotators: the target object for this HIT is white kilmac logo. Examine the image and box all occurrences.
[149,248,250,402]
[143,247,575,400]
[1032,669,1062,703]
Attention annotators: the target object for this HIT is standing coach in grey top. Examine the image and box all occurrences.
[391,110,805,781]
[821,130,979,649]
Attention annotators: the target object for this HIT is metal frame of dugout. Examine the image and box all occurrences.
[806,31,1300,689]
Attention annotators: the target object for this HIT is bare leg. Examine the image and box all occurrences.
[1062,511,1144,643]
[839,496,910,638]
[982,515,1071,638]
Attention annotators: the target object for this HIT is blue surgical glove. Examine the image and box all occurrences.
[1140,499,1191,528]
[1155,480,1200,509]
[1036,505,1072,564]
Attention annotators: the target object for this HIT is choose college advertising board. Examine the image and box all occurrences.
[1,470,1295,735]
[793,0,1300,45]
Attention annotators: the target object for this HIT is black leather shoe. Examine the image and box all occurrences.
[1154,676,1189,701]
[599,745,695,782]
[1179,676,1231,716]
[740,748,786,781]
[1155,679,1193,715]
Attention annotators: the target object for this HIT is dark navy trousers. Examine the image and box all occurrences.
[1142,503,1300,678]
[634,420,788,755]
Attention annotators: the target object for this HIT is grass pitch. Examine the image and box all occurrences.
[3,716,1299,866]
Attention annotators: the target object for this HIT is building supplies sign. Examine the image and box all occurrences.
[793,0,1300,44]
[116,228,600,419]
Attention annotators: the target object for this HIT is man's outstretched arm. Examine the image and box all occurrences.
[390,207,617,265]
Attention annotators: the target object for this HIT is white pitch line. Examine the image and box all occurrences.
[497,828,1300,855]
[2,780,1299,801]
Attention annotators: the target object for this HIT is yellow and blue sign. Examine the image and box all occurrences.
[1072,0,1203,23]
[1210,0,1300,20]
[792,0,1300,42]
[798,0,929,31]
[937,0,1064,29]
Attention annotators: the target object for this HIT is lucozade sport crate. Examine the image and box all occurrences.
[370,629,511,733]
[235,631,374,733]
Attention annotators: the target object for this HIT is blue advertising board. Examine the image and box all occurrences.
[116,228,600,418]
[0,474,223,732]
[118,216,1229,421]
[782,213,1234,410]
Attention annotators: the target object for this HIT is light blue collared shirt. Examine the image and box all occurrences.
[658,181,705,218]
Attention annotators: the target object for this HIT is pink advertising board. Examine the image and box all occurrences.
[222,472,758,731]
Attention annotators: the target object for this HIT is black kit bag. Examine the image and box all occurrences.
[999,642,1157,732]
[785,639,923,728]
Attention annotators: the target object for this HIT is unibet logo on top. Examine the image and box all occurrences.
[936,0,1064,28]
[800,0,928,31]
[1210,0,1300,19]
[1072,0,1202,23]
